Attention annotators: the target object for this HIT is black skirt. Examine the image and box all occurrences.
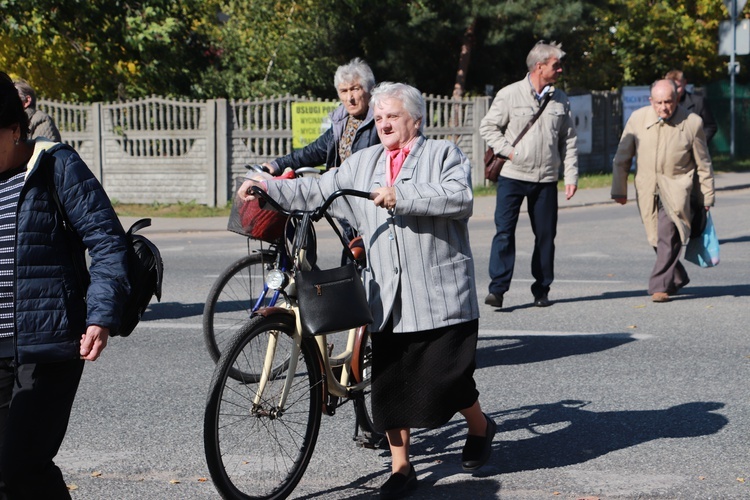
[371,319,480,431]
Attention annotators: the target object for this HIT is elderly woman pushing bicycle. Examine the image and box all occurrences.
[239,81,494,500]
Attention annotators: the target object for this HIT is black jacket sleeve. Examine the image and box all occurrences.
[271,127,333,172]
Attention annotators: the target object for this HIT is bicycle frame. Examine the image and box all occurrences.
[243,165,321,315]
[249,242,291,313]
[252,264,369,414]
[247,187,375,416]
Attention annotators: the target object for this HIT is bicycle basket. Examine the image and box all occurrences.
[227,171,294,243]
[227,196,287,242]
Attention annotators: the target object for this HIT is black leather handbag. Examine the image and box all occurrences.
[294,214,373,336]
[295,262,372,336]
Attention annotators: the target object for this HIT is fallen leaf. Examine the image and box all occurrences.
[627,325,638,329]
[737,477,745,483]
[67,484,78,491]
[91,471,103,477]
[698,476,706,480]
[197,477,208,483]
[553,493,560,496]
[170,479,181,484]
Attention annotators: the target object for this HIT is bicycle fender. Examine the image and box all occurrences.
[350,326,368,384]
[252,306,295,319]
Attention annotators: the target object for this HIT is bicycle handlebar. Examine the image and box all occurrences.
[249,186,375,222]
[245,164,321,177]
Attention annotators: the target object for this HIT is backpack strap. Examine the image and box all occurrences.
[128,218,163,301]
[128,217,152,235]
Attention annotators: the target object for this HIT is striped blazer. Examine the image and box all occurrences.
[265,135,480,334]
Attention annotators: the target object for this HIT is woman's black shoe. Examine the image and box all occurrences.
[380,464,417,499]
[462,413,496,471]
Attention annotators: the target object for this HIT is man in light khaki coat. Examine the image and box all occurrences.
[611,79,715,303]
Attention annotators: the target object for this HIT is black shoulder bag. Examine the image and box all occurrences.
[294,213,373,336]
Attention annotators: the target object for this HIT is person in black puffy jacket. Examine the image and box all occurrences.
[0,71,130,499]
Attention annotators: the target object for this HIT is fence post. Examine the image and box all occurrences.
[215,98,229,207]
[91,102,103,182]
[473,96,489,186]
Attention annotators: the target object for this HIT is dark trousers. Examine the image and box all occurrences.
[0,358,84,500]
[648,201,689,294]
[489,177,558,298]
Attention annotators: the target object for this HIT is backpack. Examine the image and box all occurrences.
[44,157,164,337]
[111,218,164,337]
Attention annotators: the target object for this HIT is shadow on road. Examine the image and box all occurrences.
[143,301,204,320]
[411,400,727,475]
[680,283,750,298]
[493,282,750,310]
[489,400,728,473]
[719,234,750,244]
[476,333,636,367]
[299,399,726,498]
[497,289,649,311]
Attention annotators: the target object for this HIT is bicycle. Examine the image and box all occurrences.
[203,186,384,500]
[202,166,319,365]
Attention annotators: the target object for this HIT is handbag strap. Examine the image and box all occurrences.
[293,212,357,269]
[510,90,553,148]
[323,213,357,263]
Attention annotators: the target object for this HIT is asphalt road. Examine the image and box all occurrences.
[57,181,750,499]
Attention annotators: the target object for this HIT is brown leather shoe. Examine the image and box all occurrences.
[651,292,670,303]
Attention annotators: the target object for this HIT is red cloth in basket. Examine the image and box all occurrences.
[232,169,296,242]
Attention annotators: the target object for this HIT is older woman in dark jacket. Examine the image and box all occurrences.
[0,71,129,498]
[262,57,380,174]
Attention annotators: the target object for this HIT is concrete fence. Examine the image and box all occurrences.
[40,92,623,207]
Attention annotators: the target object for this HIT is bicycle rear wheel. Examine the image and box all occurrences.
[203,253,286,363]
[352,329,385,448]
[204,314,323,500]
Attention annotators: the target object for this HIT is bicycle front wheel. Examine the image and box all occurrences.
[203,253,286,363]
[204,314,323,500]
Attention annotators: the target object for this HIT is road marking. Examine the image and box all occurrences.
[137,322,202,329]
[569,252,610,258]
[512,278,627,284]
[479,329,653,339]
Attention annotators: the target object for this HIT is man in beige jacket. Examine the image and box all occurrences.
[611,79,715,303]
[479,41,578,309]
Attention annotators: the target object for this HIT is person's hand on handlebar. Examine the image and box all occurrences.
[372,187,397,211]
[238,178,268,203]
[261,162,278,175]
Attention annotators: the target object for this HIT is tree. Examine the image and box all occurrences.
[194,0,342,99]
[0,0,742,101]
[0,0,217,101]
[602,0,727,87]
